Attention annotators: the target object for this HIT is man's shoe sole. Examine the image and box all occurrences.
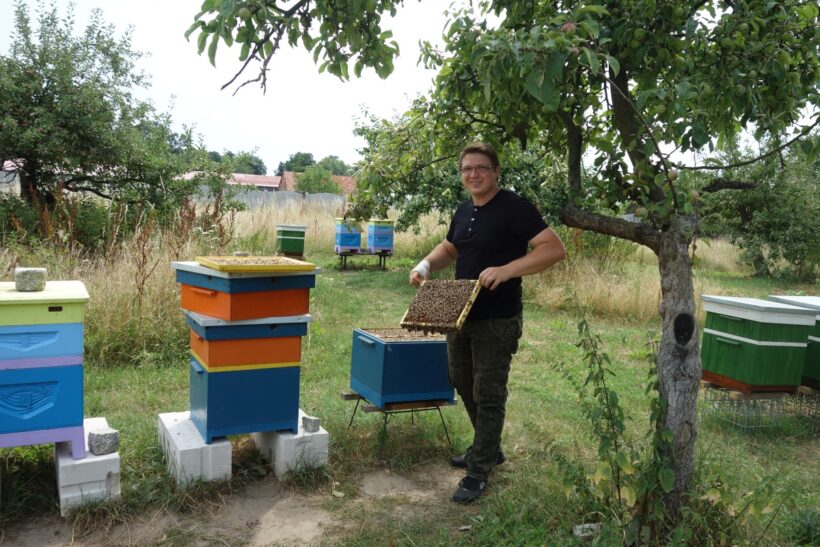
[450,451,506,469]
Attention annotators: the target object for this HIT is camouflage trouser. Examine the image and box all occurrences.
[447,313,523,481]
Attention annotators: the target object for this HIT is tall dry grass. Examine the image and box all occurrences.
[0,200,758,367]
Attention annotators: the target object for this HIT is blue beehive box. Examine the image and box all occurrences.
[335,219,362,253]
[350,328,454,408]
[366,219,394,253]
[0,365,83,434]
[189,358,300,443]
[185,310,310,341]
[0,322,84,362]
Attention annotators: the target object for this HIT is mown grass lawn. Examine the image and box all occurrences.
[1,249,818,545]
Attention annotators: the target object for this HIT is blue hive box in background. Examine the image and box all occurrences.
[350,328,453,409]
[335,218,362,253]
[366,219,394,253]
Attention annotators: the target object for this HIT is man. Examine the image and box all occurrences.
[409,143,566,504]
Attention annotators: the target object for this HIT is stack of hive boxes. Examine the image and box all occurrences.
[335,218,362,253]
[171,257,318,444]
[275,224,307,259]
[0,281,89,458]
[366,219,394,254]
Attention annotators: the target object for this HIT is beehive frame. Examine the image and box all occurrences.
[195,255,315,272]
[400,279,481,333]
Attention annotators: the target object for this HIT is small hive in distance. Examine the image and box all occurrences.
[401,279,481,335]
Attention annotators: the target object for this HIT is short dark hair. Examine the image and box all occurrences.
[459,142,499,168]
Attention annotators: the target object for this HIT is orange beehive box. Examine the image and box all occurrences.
[180,285,310,321]
[189,330,302,368]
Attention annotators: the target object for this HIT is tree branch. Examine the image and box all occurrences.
[675,117,819,171]
[701,178,756,193]
[560,204,661,253]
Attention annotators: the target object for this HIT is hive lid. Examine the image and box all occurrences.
[193,255,316,272]
[0,280,89,304]
[185,310,312,326]
[172,261,320,278]
[275,224,307,231]
[702,294,816,326]
[400,279,481,334]
[768,295,820,313]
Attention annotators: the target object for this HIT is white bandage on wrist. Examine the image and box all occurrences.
[411,259,431,278]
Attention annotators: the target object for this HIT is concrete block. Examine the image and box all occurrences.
[55,417,121,516]
[14,267,47,291]
[157,411,231,484]
[88,425,120,456]
[253,409,329,479]
[302,415,321,433]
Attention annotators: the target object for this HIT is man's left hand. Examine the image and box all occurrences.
[478,266,511,290]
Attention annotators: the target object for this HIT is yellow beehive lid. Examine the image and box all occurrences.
[195,255,316,272]
[0,280,90,304]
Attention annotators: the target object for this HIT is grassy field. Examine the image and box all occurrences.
[0,202,818,545]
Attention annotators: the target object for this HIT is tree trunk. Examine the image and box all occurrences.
[655,214,701,517]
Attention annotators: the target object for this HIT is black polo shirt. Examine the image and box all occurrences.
[445,189,548,320]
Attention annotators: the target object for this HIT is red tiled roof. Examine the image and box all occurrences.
[281,171,357,195]
[279,171,297,192]
[332,175,356,195]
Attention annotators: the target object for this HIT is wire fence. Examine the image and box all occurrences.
[699,384,819,434]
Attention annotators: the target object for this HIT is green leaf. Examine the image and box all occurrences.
[221,28,233,47]
[576,5,610,16]
[582,48,600,75]
[200,0,219,11]
[606,55,620,76]
[659,467,675,493]
[197,30,208,54]
[525,71,561,111]
[239,42,250,62]
[674,81,697,100]
[544,52,567,81]
[620,485,637,507]
[207,32,219,65]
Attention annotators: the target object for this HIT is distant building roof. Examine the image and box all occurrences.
[180,171,281,189]
[227,173,281,189]
[281,171,357,195]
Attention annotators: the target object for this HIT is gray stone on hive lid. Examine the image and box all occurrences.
[88,426,120,456]
[302,415,321,433]
[14,267,47,291]
[233,251,250,256]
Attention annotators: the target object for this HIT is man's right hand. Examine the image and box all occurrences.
[409,259,430,286]
[409,270,426,286]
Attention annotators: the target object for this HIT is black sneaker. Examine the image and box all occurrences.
[452,476,487,504]
[450,450,506,468]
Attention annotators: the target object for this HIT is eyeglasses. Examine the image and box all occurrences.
[460,165,495,175]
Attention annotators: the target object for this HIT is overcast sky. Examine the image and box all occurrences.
[0,1,449,174]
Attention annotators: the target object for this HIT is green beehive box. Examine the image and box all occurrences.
[701,295,816,390]
[768,295,820,387]
[276,224,307,255]
[0,281,90,326]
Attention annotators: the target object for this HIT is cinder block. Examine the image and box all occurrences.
[253,409,329,479]
[55,417,121,516]
[157,411,231,484]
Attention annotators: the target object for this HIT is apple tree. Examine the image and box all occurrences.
[188,0,819,518]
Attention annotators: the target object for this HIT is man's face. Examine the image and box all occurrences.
[460,152,500,201]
